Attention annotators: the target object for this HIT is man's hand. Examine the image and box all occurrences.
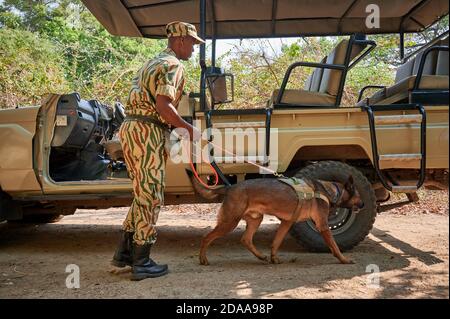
[177,125,201,142]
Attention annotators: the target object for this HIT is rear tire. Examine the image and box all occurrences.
[289,161,377,252]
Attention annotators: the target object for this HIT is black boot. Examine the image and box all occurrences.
[131,243,168,281]
[111,231,133,267]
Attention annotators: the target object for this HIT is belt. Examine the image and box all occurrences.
[124,114,171,132]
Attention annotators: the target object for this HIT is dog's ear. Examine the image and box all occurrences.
[344,175,354,192]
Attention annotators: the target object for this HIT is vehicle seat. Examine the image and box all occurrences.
[270,37,367,107]
[357,37,449,106]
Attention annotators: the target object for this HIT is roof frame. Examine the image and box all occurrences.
[81,0,449,39]
[338,0,360,34]
[400,0,432,32]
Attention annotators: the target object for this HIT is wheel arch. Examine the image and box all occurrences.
[282,143,374,174]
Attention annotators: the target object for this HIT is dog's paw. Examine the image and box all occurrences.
[108,266,132,275]
[258,255,269,263]
[199,256,210,266]
[341,258,355,264]
[270,256,282,264]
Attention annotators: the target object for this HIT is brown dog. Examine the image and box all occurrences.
[186,170,364,265]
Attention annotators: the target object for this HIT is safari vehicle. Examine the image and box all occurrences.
[0,0,448,252]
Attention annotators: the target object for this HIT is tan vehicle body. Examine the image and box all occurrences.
[0,94,447,204]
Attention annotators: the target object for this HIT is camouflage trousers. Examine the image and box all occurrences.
[119,120,167,246]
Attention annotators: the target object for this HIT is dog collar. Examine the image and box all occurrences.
[330,182,343,206]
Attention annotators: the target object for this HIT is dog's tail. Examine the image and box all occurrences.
[185,169,229,201]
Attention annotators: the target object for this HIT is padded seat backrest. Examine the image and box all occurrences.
[395,37,449,82]
[303,56,327,92]
[412,50,438,75]
[395,59,415,83]
[319,39,367,96]
[310,56,327,92]
[436,37,449,76]
[304,74,312,90]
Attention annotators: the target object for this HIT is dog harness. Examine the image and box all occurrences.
[278,177,330,205]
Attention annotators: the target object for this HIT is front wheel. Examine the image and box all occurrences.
[289,161,377,252]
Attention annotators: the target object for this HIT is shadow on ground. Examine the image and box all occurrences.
[0,217,446,298]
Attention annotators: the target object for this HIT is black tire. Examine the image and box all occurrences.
[289,161,377,252]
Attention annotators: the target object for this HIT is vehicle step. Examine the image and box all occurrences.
[379,153,422,161]
[215,155,267,164]
[213,121,266,128]
[379,154,422,169]
[374,114,422,125]
[391,185,418,193]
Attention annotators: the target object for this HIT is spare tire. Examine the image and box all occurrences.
[289,161,377,252]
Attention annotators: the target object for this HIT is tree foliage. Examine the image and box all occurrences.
[0,0,165,108]
[0,1,448,109]
[0,27,69,107]
[215,37,394,108]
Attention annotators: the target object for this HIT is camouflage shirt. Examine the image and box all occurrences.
[126,48,185,125]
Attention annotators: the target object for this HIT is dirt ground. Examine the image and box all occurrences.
[0,189,448,299]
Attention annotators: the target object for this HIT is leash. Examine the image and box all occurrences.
[125,114,284,188]
[208,140,285,177]
[189,159,219,189]
[189,139,286,189]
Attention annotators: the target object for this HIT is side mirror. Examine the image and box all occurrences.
[205,67,234,107]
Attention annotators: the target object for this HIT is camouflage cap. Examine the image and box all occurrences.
[166,21,205,44]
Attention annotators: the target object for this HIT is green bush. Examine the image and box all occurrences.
[0,28,69,108]
[0,0,165,108]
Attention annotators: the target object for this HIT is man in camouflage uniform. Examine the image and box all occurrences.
[111,21,204,281]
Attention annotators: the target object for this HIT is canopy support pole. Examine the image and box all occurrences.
[400,32,405,62]
[199,0,207,112]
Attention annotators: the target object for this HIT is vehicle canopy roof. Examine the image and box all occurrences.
[81,0,448,39]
